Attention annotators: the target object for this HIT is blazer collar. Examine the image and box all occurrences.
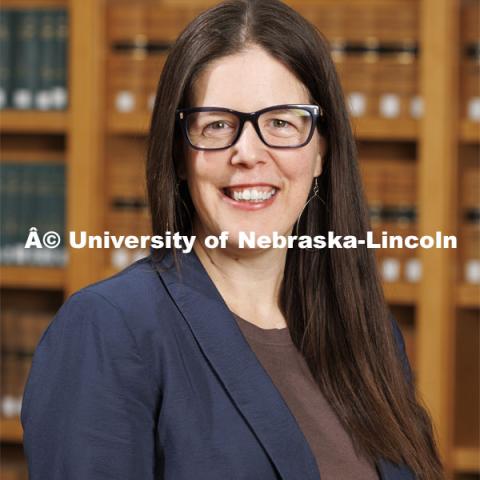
[152,249,415,480]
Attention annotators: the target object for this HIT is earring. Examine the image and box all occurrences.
[294,176,326,248]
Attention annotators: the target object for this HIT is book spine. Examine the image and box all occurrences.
[12,9,41,110]
[3,164,21,265]
[35,9,56,110]
[0,9,13,109]
[51,9,68,110]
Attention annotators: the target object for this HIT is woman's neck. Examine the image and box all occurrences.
[192,233,288,328]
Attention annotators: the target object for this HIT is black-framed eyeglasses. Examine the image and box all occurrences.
[176,104,323,151]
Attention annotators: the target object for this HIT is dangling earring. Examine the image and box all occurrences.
[294,176,326,243]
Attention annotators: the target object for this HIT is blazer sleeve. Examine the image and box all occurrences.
[21,290,159,480]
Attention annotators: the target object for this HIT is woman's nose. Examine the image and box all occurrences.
[230,122,267,167]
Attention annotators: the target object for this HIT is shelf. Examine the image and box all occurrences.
[382,282,417,305]
[460,121,480,143]
[106,112,151,135]
[453,446,480,472]
[0,111,68,134]
[0,418,23,443]
[351,117,418,141]
[1,0,67,7]
[0,266,65,290]
[457,284,480,309]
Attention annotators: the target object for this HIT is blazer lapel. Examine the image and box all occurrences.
[153,250,416,480]
[154,249,320,480]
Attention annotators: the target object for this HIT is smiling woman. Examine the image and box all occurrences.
[21,1,443,479]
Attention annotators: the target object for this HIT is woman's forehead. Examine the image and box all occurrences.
[191,45,310,110]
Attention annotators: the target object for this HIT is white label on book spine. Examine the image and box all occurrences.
[51,87,67,109]
[115,91,135,113]
[0,88,6,109]
[12,89,33,109]
[404,258,422,283]
[410,95,423,118]
[465,259,480,284]
[35,90,52,110]
[148,92,155,111]
[347,92,366,117]
[379,94,400,118]
[382,257,401,282]
[467,97,480,121]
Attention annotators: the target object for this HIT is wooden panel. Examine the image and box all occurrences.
[417,0,459,470]
[383,282,417,305]
[454,310,480,459]
[460,121,480,144]
[457,285,480,308]
[67,0,106,294]
[453,447,480,472]
[1,0,66,7]
[0,266,65,290]
[352,117,418,141]
[0,111,68,134]
[0,418,23,443]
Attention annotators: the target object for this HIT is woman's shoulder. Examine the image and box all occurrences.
[57,255,172,342]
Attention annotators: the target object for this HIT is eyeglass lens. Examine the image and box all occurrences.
[185,108,313,149]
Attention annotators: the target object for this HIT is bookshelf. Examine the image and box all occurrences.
[0,0,478,478]
[0,111,68,133]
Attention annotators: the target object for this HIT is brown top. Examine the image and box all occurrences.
[232,313,379,480]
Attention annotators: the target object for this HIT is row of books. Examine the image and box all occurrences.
[107,50,423,120]
[360,158,416,206]
[107,1,419,45]
[0,8,68,111]
[1,309,52,418]
[460,45,480,122]
[0,162,66,266]
[460,208,480,284]
[1,309,52,353]
[1,353,31,418]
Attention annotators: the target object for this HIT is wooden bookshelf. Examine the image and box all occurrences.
[0,418,23,443]
[352,118,418,141]
[107,112,151,135]
[457,284,480,308]
[0,266,65,290]
[382,282,418,305]
[460,121,480,143]
[0,111,68,134]
[1,1,479,479]
[453,447,480,472]
[2,0,66,6]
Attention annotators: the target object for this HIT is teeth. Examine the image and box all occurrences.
[230,188,277,202]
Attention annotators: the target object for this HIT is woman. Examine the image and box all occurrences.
[21,0,443,479]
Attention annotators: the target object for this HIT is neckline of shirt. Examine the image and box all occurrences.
[231,312,293,346]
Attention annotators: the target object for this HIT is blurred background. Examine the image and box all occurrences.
[0,0,478,478]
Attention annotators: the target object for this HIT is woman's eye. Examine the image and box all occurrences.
[271,119,291,128]
[207,121,228,130]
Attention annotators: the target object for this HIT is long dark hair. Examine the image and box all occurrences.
[146,1,443,477]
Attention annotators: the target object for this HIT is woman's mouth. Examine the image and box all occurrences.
[222,186,278,202]
[220,185,279,210]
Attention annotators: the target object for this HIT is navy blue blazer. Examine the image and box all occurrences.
[21,250,415,479]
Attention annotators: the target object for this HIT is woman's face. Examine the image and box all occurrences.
[182,44,324,248]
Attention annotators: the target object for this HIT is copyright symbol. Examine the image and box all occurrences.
[42,231,61,249]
